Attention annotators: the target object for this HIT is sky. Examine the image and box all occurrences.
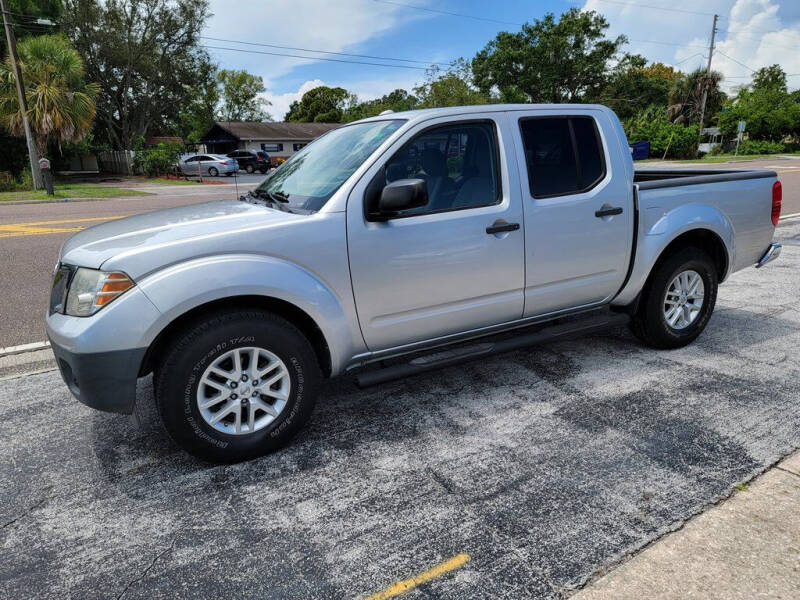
[203,0,800,120]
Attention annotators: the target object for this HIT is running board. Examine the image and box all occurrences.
[354,311,630,388]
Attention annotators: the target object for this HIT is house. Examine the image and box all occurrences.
[201,121,339,164]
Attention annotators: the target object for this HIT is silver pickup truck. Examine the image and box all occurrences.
[46,104,783,461]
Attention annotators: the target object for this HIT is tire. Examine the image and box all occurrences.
[246,164,255,174]
[630,247,718,349]
[208,167,219,177]
[155,310,321,462]
[259,167,268,174]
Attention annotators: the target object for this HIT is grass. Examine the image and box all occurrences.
[0,183,152,203]
[638,151,800,164]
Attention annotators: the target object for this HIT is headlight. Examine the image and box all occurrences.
[64,268,135,317]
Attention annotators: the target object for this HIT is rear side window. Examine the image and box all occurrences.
[519,116,606,198]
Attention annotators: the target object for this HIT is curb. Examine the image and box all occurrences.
[0,341,50,358]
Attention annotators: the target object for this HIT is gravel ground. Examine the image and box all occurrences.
[1,223,799,600]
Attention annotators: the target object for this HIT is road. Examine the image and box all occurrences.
[0,161,798,348]
[0,178,262,347]
[1,220,799,599]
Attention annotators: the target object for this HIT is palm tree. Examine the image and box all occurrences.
[0,34,98,155]
[668,68,725,127]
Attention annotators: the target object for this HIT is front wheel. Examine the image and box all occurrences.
[155,310,321,462]
[630,247,718,349]
[246,164,255,174]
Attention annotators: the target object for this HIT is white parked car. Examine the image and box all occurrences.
[178,154,238,177]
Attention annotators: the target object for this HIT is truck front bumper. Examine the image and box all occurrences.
[756,242,781,268]
[49,340,146,414]
[45,286,162,414]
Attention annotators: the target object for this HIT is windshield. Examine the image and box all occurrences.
[255,119,405,211]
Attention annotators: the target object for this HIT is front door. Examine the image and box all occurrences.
[347,116,526,351]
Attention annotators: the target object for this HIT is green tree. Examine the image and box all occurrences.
[719,85,800,142]
[176,59,218,143]
[0,1,61,55]
[752,64,787,92]
[625,105,699,159]
[60,0,211,149]
[216,69,272,122]
[472,9,626,103]
[285,85,354,122]
[0,34,98,154]
[667,68,725,126]
[345,88,418,121]
[413,59,488,108]
[591,55,676,120]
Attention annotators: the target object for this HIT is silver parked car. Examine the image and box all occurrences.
[47,104,782,462]
[178,153,238,177]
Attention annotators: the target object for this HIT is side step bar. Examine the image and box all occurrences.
[355,311,630,388]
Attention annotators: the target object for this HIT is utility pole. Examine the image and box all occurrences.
[697,13,719,135]
[1,0,42,190]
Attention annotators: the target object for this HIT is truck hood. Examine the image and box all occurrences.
[60,199,301,271]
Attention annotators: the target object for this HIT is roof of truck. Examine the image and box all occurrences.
[357,103,614,124]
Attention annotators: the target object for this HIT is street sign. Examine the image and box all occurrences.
[737,120,747,133]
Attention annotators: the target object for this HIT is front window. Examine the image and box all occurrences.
[256,119,405,212]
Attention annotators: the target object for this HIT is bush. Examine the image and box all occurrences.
[735,139,785,155]
[132,142,183,177]
[625,107,699,159]
[0,169,33,192]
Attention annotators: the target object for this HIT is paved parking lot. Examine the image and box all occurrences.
[2,221,799,599]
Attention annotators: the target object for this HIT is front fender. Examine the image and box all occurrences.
[137,254,360,375]
[612,202,734,306]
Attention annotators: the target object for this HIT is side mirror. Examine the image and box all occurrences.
[378,178,428,216]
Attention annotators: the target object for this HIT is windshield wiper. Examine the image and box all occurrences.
[266,190,289,203]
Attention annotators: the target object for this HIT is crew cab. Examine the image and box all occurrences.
[46,104,782,462]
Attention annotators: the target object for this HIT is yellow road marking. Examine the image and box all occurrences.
[0,215,127,239]
[365,553,470,600]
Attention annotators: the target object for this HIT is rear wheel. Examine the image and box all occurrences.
[155,310,321,462]
[630,248,718,349]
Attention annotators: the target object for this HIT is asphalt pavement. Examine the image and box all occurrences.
[0,178,262,348]
[1,219,799,599]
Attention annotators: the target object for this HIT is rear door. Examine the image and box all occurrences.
[512,110,633,317]
[347,113,526,351]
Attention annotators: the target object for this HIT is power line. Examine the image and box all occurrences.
[201,36,451,67]
[572,0,719,17]
[715,50,756,73]
[372,0,523,26]
[202,44,430,70]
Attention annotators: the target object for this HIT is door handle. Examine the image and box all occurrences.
[486,221,520,235]
[595,205,623,218]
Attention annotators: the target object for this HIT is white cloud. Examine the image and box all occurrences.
[263,72,423,121]
[582,0,800,91]
[204,0,432,111]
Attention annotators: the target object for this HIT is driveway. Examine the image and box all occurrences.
[2,220,799,599]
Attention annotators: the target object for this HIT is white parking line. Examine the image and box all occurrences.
[0,341,50,358]
[780,212,800,221]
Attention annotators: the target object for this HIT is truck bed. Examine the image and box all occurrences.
[634,168,776,189]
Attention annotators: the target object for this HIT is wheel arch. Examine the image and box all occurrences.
[139,295,332,378]
[651,228,729,283]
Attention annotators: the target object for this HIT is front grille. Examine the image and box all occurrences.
[49,264,74,315]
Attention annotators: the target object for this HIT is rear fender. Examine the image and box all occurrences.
[612,202,734,306]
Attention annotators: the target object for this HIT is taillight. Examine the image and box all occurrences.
[219,160,228,165]
[256,157,264,162]
[772,181,782,226]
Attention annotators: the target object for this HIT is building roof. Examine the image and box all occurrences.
[210,121,340,141]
